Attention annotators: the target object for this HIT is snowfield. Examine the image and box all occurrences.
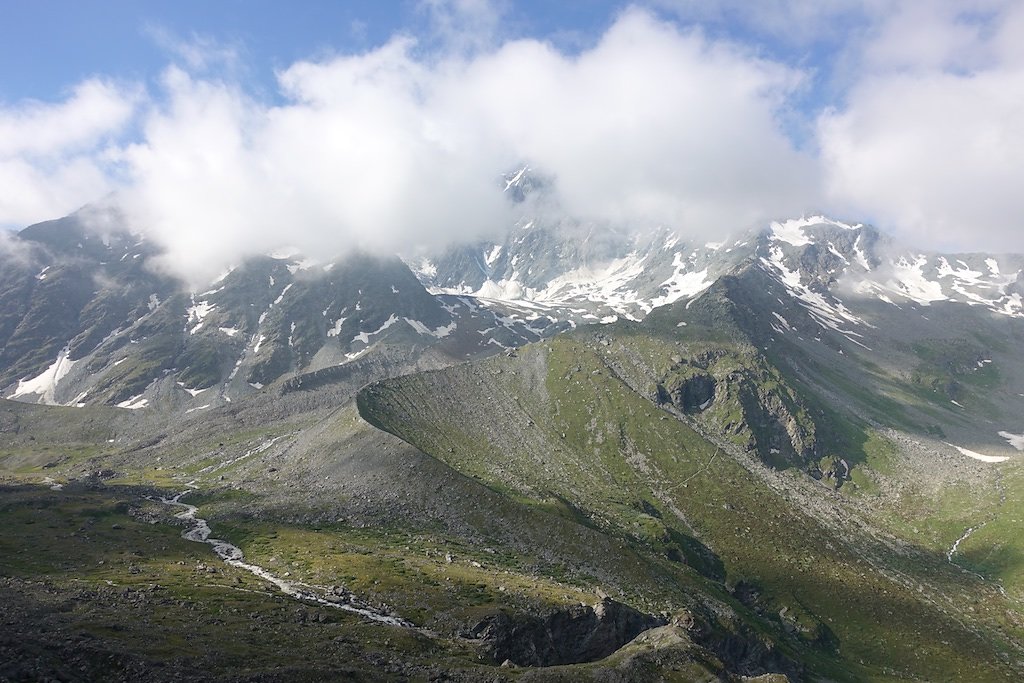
[947,443,1010,463]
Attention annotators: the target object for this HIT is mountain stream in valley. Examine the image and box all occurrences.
[947,524,983,564]
[159,486,411,627]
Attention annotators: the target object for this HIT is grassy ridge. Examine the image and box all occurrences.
[359,332,1024,680]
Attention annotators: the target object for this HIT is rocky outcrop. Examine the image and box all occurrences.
[469,597,665,667]
[670,608,805,681]
[661,370,716,414]
[732,374,819,468]
[470,599,804,680]
[657,350,821,469]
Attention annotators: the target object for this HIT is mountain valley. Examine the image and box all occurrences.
[2,198,1024,681]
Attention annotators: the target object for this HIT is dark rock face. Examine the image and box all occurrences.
[470,597,665,667]
[655,345,820,469]
[671,609,806,682]
[665,372,716,414]
[702,627,803,681]
[3,209,571,410]
[470,598,805,680]
[734,375,820,467]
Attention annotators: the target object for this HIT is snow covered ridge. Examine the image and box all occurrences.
[412,226,742,323]
[760,243,874,349]
[770,215,861,247]
[851,254,1023,316]
[5,209,1023,412]
[433,249,711,323]
[761,216,1024,319]
[1,239,487,410]
[410,214,1024,333]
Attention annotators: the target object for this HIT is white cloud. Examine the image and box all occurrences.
[145,26,244,73]
[860,2,991,73]
[818,0,1024,253]
[119,55,517,285]
[0,79,137,157]
[0,221,34,263]
[10,1,1023,274]
[112,7,816,285]
[451,10,816,230]
[0,79,138,229]
[0,156,114,229]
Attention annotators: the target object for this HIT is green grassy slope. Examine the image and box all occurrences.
[359,329,1024,681]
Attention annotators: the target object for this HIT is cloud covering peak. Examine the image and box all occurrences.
[817,0,1024,254]
[113,7,819,284]
[0,79,138,228]
[1,1,1022,285]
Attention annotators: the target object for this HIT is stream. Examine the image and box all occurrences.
[946,521,1011,599]
[158,487,411,627]
[946,524,982,564]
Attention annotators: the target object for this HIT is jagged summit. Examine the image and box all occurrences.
[413,211,1023,333]
[0,217,547,411]
[2,202,1022,416]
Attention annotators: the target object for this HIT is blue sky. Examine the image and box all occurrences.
[1,0,1022,278]
[1,1,632,101]
[0,1,854,116]
[2,1,398,99]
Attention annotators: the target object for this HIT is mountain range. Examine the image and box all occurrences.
[2,176,1024,681]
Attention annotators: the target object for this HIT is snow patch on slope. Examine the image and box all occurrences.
[947,443,1010,463]
[186,298,216,334]
[873,256,947,305]
[650,252,711,308]
[998,431,1024,451]
[404,318,456,338]
[353,314,399,345]
[504,166,528,192]
[852,235,871,271]
[326,312,349,338]
[273,283,293,306]
[761,246,871,346]
[484,245,503,267]
[8,347,77,405]
[176,382,209,397]
[117,394,149,410]
[535,252,648,313]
